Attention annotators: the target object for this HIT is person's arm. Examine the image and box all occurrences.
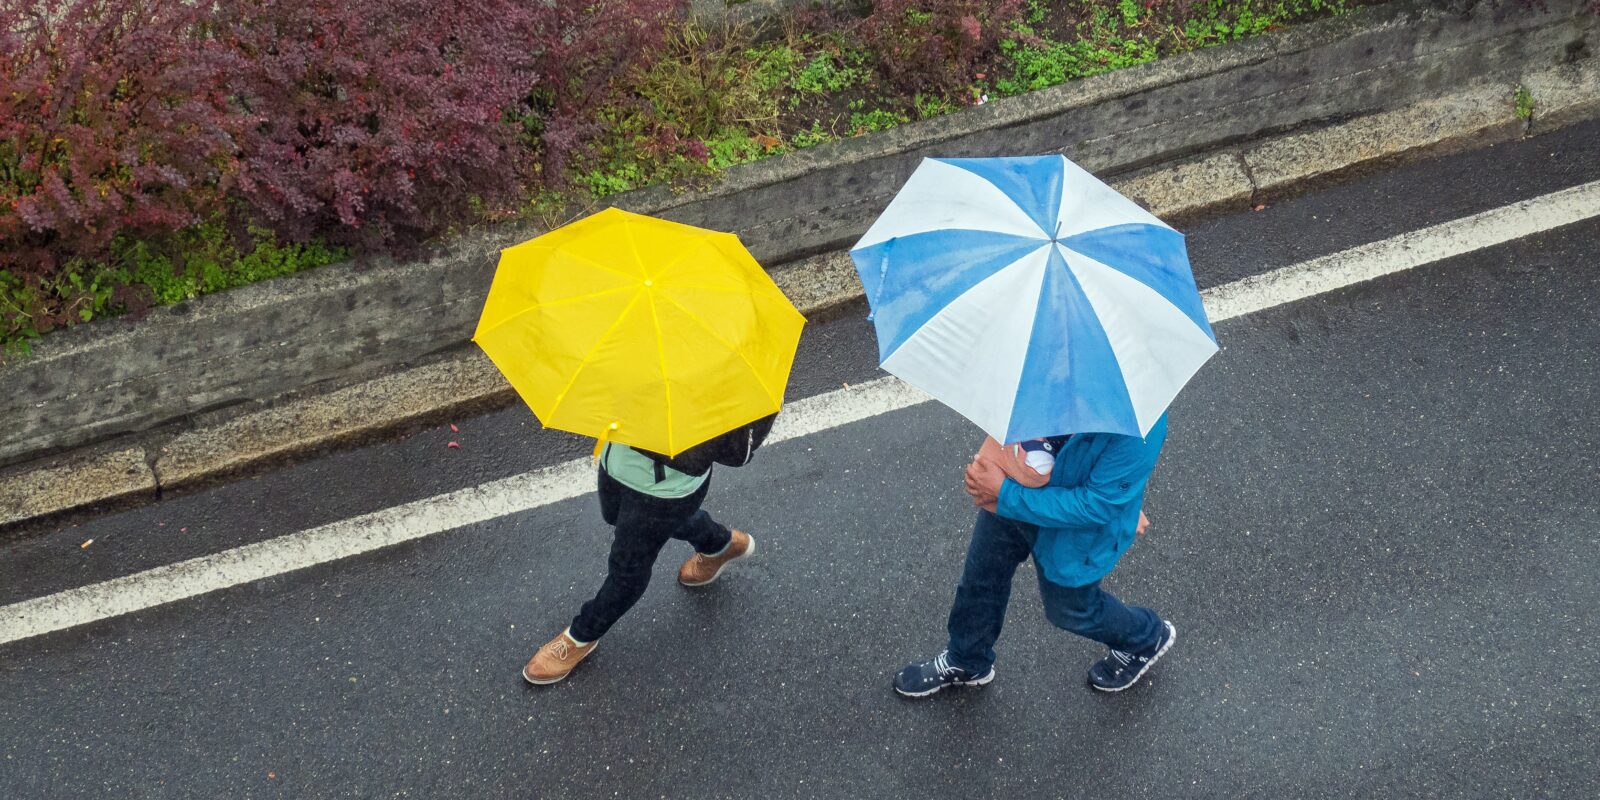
[995,433,1161,529]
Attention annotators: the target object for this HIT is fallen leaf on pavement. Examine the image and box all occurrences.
[268,772,277,780]
[449,424,459,433]
[447,441,461,449]
[1253,203,1267,211]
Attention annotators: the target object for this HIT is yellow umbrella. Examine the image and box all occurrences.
[473,208,805,457]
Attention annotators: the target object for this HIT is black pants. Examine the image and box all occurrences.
[568,468,732,643]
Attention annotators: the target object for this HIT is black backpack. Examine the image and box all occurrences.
[634,413,778,479]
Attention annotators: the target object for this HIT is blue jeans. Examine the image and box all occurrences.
[568,468,732,643]
[946,511,1163,674]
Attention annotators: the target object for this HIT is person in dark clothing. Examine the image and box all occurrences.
[523,415,776,685]
[894,416,1174,697]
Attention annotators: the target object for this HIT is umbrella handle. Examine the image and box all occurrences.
[592,422,619,463]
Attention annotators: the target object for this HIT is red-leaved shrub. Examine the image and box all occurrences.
[2,0,684,264]
[212,0,681,249]
[0,0,244,283]
[519,0,684,184]
[860,0,1026,93]
[212,0,552,251]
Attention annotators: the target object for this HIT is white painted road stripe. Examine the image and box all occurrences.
[4,178,1599,646]
[1202,179,1600,321]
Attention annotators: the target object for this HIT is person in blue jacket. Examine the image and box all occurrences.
[894,415,1174,697]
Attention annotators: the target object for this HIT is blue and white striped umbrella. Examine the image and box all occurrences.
[849,155,1218,441]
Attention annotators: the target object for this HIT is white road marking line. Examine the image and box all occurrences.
[4,179,1598,647]
[1201,179,1600,322]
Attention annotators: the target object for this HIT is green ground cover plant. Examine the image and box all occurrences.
[1,221,346,350]
[1514,84,1537,120]
[561,0,1379,210]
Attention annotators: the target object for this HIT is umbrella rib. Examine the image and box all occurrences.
[643,233,713,283]
[646,293,674,455]
[546,292,646,425]
[656,282,796,315]
[619,217,678,454]
[647,281,769,295]
[619,215,651,277]
[658,294,779,406]
[474,285,637,340]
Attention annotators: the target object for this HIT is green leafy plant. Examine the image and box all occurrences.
[704,130,769,169]
[1514,84,1536,120]
[791,123,838,149]
[914,93,958,119]
[2,218,343,356]
[849,108,912,134]
[789,50,870,98]
[118,221,346,306]
[1118,0,1143,27]
[994,7,1158,97]
[996,0,1359,99]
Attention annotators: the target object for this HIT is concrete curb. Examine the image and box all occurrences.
[0,447,154,529]
[2,28,1598,532]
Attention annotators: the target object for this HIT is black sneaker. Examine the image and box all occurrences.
[1088,620,1176,692]
[894,651,996,698]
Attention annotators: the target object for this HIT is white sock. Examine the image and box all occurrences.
[563,628,591,647]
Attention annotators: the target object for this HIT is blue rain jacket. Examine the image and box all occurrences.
[995,414,1168,587]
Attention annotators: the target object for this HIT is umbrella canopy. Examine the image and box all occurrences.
[850,155,1217,441]
[474,208,805,457]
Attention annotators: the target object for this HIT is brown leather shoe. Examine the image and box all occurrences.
[522,630,597,685]
[678,530,755,587]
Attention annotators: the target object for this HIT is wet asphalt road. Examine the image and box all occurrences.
[1,122,1598,798]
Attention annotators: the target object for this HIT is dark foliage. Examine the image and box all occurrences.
[859,0,1026,92]
[522,0,683,183]
[0,0,245,328]
[215,0,551,251]
[0,0,681,343]
[212,0,679,250]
